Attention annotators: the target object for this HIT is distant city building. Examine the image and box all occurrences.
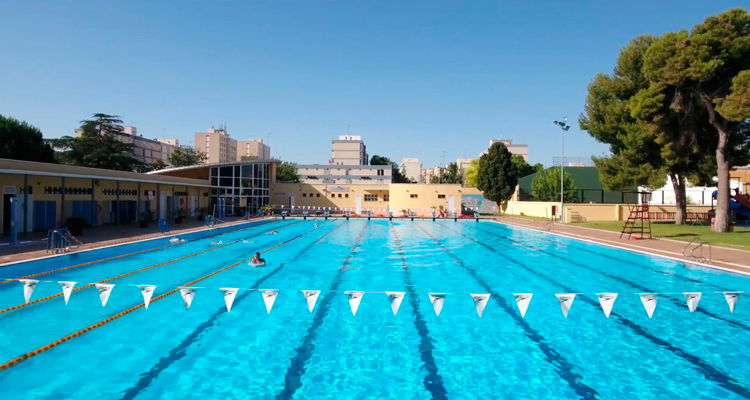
[421,166,445,184]
[331,135,368,166]
[481,139,529,162]
[456,158,474,175]
[297,164,391,185]
[195,126,271,164]
[401,158,422,183]
[237,138,271,161]
[75,126,180,166]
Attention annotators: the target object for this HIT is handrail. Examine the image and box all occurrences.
[682,237,712,264]
[46,229,80,253]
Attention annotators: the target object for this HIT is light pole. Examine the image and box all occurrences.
[553,118,570,222]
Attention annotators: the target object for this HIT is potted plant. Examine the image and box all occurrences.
[174,208,185,224]
[197,206,207,221]
[139,211,152,228]
[263,204,274,216]
[64,216,87,237]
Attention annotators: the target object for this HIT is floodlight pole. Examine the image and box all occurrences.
[554,118,570,223]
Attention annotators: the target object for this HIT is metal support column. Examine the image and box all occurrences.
[137,182,142,215]
[91,180,96,226]
[23,174,28,233]
[60,177,66,228]
[116,180,120,225]
[156,184,161,221]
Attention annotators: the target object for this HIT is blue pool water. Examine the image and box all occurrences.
[0,219,749,399]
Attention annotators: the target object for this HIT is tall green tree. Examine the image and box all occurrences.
[511,155,543,178]
[580,35,715,224]
[370,155,410,183]
[641,9,750,232]
[0,115,56,163]
[169,147,207,167]
[442,162,462,184]
[464,159,480,187]
[50,113,144,171]
[276,161,300,182]
[476,142,518,205]
[531,167,578,202]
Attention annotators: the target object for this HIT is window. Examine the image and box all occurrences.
[302,193,307,197]
[383,195,389,201]
[345,194,349,198]
[438,194,446,199]
[316,193,320,197]
[410,194,418,199]
[364,194,377,202]
[377,169,384,176]
[338,194,342,198]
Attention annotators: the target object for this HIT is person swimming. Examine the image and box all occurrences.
[169,237,186,244]
[210,240,223,245]
[268,230,278,235]
[250,252,266,266]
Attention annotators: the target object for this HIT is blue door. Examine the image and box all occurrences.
[34,201,56,231]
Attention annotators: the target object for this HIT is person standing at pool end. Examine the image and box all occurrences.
[251,252,266,266]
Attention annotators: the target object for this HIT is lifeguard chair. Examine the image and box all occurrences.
[620,191,652,240]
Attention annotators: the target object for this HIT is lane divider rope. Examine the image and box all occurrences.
[0,219,336,371]
[0,221,304,315]
[0,219,280,286]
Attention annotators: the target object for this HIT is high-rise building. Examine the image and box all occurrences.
[331,135,368,166]
[401,158,422,183]
[483,139,529,161]
[421,166,445,184]
[237,139,271,161]
[195,126,237,163]
[74,126,180,166]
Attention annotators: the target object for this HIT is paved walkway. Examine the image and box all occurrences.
[0,217,267,266]
[495,216,750,276]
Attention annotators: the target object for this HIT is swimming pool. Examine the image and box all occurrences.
[0,219,748,399]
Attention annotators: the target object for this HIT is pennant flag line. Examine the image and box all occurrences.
[596,293,618,318]
[513,293,533,318]
[555,293,576,318]
[19,279,38,304]
[345,291,365,316]
[470,293,491,318]
[138,285,157,309]
[59,281,77,305]
[180,287,197,310]
[302,290,320,313]
[429,293,448,316]
[385,292,405,315]
[261,289,278,313]
[684,292,701,312]
[95,283,115,307]
[220,288,239,312]
[640,294,657,318]
[724,292,740,313]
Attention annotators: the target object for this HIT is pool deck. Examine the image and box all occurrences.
[0,217,268,266]
[495,216,750,276]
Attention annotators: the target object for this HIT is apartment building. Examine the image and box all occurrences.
[331,135,368,166]
[74,126,180,166]
[402,158,422,183]
[237,138,271,161]
[483,139,529,161]
[421,166,445,184]
[296,164,392,185]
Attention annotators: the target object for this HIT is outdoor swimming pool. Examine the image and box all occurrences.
[0,219,748,399]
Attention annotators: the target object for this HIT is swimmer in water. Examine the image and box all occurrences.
[251,252,266,266]
[268,230,278,235]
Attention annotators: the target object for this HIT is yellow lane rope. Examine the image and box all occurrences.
[0,219,280,286]
[0,221,303,315]
[0,219,335,371]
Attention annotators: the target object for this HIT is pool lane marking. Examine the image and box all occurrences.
[0,219,281,286]
[275,223,368,400]
[0,221,304,315]
[389,223,450,400]
[436,223,750,399]
[413,223,600,399]
[0,220,335,372]
[470,223,750,333]
[485,222,741,292]
[119,221,344,400]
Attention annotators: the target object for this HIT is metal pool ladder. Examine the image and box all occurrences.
[682,237,712,264]
[46,229,81,254]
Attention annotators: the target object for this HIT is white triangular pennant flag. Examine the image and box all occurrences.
[137,285,156,309]
[345,291,364,316]
[724,292,741,313]
[220,288,239,312]
[302,290,321,313]
[684,292,702,312]
[513,293,533,318]
[596,293,618,318]
[260,289,278,313]
[555,293,576,318]
[640,293,657,318]
[470,293,491,318]
[19,279,39,304]
[385,291,405,315]
[95,283,115,307]
[58,281,77,305]
[180,287,196,310]
[429,293,448,316]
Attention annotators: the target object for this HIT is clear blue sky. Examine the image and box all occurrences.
[1,1,746,167]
